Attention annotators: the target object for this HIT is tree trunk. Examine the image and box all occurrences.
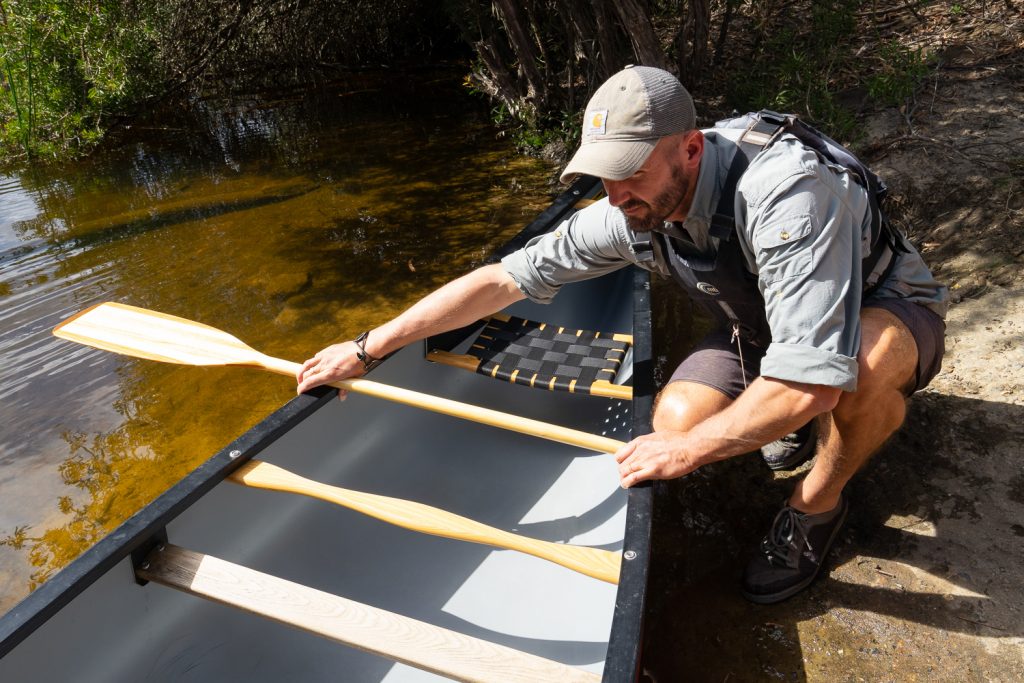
[590,0,635,76]
[675,0,711,88]
[452,0,678,140]
[610,0,667,70]
[491,0,549,116]
[473,34,527,117]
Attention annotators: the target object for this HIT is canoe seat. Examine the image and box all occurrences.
[427,313,632,400]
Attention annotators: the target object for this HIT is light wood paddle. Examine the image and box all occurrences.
[52,302,626,454]
[229,460,621,584]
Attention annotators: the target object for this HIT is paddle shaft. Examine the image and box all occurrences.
[229,460,621,584]
[258,355,625,454]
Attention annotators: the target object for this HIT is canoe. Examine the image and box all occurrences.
[0,176,653,682]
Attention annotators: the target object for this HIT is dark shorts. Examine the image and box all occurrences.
[668,299,946,399]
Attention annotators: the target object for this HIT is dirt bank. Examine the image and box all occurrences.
[641,3,1024,680]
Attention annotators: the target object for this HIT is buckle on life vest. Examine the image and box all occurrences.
[632,239,655,263]
[758,110,789,126]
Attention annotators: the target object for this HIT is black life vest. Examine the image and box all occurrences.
[635,110,908,347]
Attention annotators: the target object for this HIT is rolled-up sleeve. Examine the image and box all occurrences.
[740,145,870,391]
[500,200,637,303]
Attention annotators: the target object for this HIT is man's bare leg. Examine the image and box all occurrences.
[789,307,920,514]
[653,380,734,433]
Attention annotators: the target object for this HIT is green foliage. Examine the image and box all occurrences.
[0,0,159,160]
[866,40,931,107]
[483,97,576,156]
[724,1,861,141]
[515,110,581,156]
[722,2,939,142]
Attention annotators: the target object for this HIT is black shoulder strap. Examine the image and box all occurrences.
[710,111,790,240]
[713,110,909,297]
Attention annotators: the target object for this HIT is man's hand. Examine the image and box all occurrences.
[614,430,704,488]
[296,341,365,398]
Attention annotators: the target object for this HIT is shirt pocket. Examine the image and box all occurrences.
[754,214,815,286]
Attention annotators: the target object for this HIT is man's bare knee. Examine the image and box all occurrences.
[652,381,733,432]
[832,308,916,436]
[857,307,918,397]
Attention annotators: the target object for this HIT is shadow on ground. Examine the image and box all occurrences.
[640,392,1024,682]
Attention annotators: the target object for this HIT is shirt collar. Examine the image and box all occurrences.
[682,132,729,230]
[650,131,731,247]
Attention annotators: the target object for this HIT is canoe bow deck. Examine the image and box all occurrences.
[0,176,653,682]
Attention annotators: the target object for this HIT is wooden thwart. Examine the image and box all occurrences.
[52,302,625,455]
[137,544,601,683]
[229,460,621,584]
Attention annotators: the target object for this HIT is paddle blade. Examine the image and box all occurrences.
[53,302,266,367]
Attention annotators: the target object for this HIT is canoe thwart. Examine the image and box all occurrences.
[427,313,633,400]
[228,460,621,584]
[136,544,601,683]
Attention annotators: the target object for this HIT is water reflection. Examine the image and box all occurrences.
[0,71,556,612]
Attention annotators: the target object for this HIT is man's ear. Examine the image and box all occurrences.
[684,130,705,166]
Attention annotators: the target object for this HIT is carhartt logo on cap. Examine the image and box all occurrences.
[585,110,608,138]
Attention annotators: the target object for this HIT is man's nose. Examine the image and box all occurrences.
[603,179,630,207]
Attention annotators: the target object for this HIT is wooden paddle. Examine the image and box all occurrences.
[52,302,626,454]
[229,460,621,584]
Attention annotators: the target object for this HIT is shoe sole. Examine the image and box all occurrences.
[740,502,848,604]
[764,451,815,471]
[762,422,819,471]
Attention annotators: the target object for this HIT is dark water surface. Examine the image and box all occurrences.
[0,71,555,613]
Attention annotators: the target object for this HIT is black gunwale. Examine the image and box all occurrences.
[0,174,652,682]
[603,265,654,683]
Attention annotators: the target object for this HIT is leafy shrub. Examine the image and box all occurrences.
[0,0,159,160]
[867,40,931,107]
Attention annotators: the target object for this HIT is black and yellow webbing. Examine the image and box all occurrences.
[428,313,632,400]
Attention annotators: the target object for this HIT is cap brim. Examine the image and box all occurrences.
[559,139,657,185]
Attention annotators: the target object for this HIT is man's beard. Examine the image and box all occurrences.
[620,164,690,233]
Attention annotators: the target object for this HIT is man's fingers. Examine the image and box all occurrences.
[619,462,653,489]
[297,364,326,394]
[297,357,319,382]
[617,454,642,481]
[613,439,638,464]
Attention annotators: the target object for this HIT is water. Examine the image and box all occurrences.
[0,70,556,614]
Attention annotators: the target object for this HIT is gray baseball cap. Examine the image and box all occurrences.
[560,66,696,184]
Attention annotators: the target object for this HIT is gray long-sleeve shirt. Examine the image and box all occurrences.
[501,128,948,391]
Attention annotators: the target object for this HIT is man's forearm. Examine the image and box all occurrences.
[686,376,841,465]
[615,376,842,487]
[366,263,526,357]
